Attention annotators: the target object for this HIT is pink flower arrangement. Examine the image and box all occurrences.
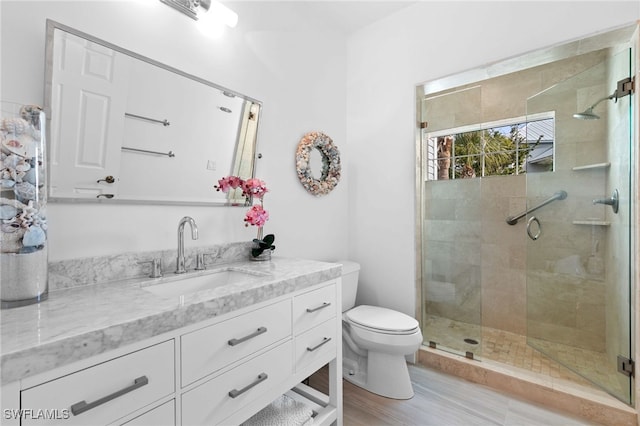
[241,178,268,200]
[215,176,276,258]
[244,205,269,227]
[215,176,244,192]
[215,176,270,229]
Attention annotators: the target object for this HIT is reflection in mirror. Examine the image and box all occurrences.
[44,20,261,206]
[308,148,326,180]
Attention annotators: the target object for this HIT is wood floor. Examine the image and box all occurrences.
[308,364,597,426]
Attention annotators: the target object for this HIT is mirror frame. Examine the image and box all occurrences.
[43,19,262,207]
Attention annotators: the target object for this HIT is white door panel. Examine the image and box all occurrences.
[50,31,129,198]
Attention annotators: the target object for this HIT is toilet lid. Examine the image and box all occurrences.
[345,305,419,333]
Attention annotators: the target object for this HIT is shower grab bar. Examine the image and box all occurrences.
[506,190,567,225]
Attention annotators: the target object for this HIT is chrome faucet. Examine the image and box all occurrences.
[176,216,198,274]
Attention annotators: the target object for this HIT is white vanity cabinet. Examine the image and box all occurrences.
[182,280,341,426]
[3,278,342,426]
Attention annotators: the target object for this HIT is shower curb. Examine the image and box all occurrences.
[418,347,637,426]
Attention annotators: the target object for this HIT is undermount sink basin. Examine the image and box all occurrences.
[142,268,266,298]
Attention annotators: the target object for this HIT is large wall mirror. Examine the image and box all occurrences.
[44,20,261,206]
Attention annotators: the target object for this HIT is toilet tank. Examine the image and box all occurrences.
[337,261,360,312]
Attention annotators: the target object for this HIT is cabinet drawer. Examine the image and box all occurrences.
[21,340,174,426]
[120,399,174,426]
[294,318,337,372]
[293,282,336,335]
[181,299,291,387]
[181,341,292,426]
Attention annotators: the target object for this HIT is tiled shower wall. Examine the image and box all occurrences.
[525,55,609,353]
[423,175,527,335]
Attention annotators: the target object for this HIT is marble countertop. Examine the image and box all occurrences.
[1,257,341,385]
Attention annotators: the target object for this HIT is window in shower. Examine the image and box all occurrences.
[425,113,554,181]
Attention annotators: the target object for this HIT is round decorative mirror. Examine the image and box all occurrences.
[295,131,341,196]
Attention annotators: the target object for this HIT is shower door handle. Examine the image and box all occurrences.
[593,189,619,214]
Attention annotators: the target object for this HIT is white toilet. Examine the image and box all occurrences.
[339,261,423,399]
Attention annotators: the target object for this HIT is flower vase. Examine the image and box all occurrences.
[250,227,271,261]
[0,102,48,308]
[250,247,272,261]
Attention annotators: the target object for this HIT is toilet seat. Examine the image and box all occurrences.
[345,305,419,335]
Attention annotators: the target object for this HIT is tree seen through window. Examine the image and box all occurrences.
[428,117,554,181]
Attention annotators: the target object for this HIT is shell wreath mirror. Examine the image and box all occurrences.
[295,131,341,196]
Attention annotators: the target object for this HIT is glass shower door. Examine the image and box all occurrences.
[525,48,633,404]
[420,85,484,359]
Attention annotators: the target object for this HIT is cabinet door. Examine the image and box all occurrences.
[181,341,292,426]
[294,318,337,373]
[181,299,291,387]
[21,340,174,426]
[293,283,336,335]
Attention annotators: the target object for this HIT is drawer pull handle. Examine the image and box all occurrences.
[307,337,332,352]
[228,327,267,346]
[70,375,149,416]
[306,302,331,313]
[228,373,268,398]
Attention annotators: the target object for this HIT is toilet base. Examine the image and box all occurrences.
[342,351,415,400]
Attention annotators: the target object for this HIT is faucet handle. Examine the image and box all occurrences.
[592,189,619,214]
[139,258,163,278]
[195,253,216,271]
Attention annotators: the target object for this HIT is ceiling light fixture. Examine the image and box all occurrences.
[159,0,238,28]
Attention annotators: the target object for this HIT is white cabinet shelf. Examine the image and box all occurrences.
[572,162,610,171]
[288,383,338,425]
[238,382,338,426]
[573,220,611,226]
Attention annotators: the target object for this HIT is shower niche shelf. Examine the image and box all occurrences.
[572,162,610,171]
[572,220,611,226]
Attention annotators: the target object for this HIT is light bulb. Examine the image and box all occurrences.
[207,0,238,28]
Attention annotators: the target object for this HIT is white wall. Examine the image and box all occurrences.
[346,1,640,316]
[0,1,350,262]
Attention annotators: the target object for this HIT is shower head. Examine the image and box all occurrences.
[573,107,600,120]
[573,91,617,120]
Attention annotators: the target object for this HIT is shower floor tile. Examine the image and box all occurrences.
[424,315,625,398]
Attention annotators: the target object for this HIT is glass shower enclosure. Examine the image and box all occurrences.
[418,26,635,405]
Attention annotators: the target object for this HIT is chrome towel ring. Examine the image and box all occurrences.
[527,216,541,241]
